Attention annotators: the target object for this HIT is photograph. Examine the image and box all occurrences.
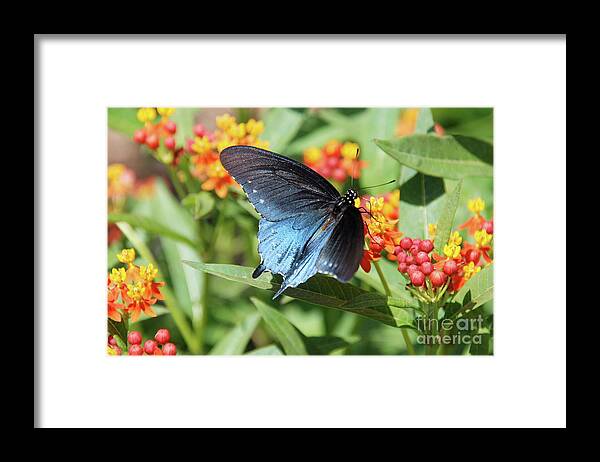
[107,107,494,356]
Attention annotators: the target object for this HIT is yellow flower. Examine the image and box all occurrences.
[246,119,264,137]
[140,263,158,282]
[467,197,485,214]
[475,229,493,247]
[217,138,235,153]
[463,261,481,280]
[303,147,322,166]
[157,107,175,117]
[109,267,126,284]
[354,198,362,208]
[443,243,461,259]
[228,123,246,139]
[137,107,157,123]
[449,231,463,246]
[126,280,145,302]
[216,113,236,131]
[428,223,438,240]
[117,248,136,265]
[341,142,360,160]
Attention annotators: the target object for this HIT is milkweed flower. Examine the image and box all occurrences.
[189,113,269,198]
[107,249,164,323]
[133,107,179,164]
[459,197,488,236]
[357,190,402,272]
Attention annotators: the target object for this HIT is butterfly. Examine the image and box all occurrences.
[220,145,365,299]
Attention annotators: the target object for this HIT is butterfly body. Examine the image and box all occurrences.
[220,146,364,298]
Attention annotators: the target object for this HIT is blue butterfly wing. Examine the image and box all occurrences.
[220,145,339,224]
[220,145,363,298]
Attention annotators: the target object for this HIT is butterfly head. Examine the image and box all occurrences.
[344,189,359,206]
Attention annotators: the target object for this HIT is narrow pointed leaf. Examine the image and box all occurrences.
[251,298,307,355]
[433,180,463,251]
[209,312,261,355]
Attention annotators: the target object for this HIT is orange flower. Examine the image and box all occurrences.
[458,197,487,236]
[189,113,269,198]
[358,190,402,271]
[107,254,164,323]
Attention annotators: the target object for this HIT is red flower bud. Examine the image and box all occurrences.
[144,339,158,355]
[482,220,494,234]
[193,124,206,137]
[407,264,419,275]
[419,239,434,253]
[127,331,142,345]
[466,249,481,264]
[400,237,413,250]
[326,156,339,168]
[396,252,407,263]
[155,328,171,345]
[415,251,430,265]
[410,270,425,286]
[319,166,332,178]
[108,335,117,346]
[128,344,143,356]
[420,261,433,275]
[405,254,415,265]
[133,129,146,144]
[398,262,408,273]
[430,270,447,287]
[146,134,159,150]
[332,167,347,183]
[164,136,176,150]
[162,343,177,355]
[164,120,177,134]
[443,259,458,275]
[409,245,419,255]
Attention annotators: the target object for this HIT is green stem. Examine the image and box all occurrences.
[373,260,415,355]
[168,166,186,200]
[372,260,392,297]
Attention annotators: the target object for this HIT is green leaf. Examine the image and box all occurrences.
[181,192,215,220]
[375,134,493,180]
[261,108,305,152]
[354,108,401,187]
[183,262,418,328]
[454,265,494,310]
[107,318,128,344]
[108,212,198,249]
[170,108,198,147]
[209,312,261,355]
[251,298,307,355]
[433,180,463,251]
[108,108,140,136]
[246,345,284,355]
[161,238,203,319]
[304,335,360,355]
[469,332,491,355]
[398,172,446,239]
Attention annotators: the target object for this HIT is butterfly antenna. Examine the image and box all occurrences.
[358,179,397,193]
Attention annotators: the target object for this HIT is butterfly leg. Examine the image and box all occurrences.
[252,262,266,279]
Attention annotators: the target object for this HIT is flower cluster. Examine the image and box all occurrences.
[358,190,402,272]
[133,107,181,164]
[393,197,493,301]
[107,248,164,323]
[187,114,269,198]
[303,140,366,184]
[107,328,177,356]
